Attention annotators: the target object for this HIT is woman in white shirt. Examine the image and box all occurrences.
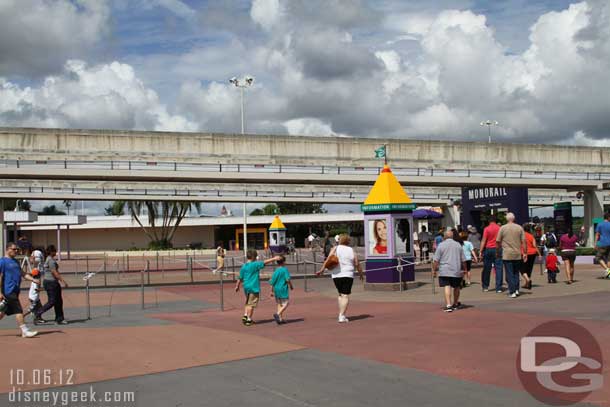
[316,234,364,323]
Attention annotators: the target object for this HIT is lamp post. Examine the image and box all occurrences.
[229,76,254,135]
[480,120,499,143]
[230,76,254,257]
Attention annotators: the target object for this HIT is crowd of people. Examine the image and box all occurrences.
[0,240,68,338]
[432,211,610,311]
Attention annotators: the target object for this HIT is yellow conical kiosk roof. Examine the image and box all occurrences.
[269,215,286,230]
[361,165,416,212]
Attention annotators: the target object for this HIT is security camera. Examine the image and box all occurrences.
[229,77,237,84]
[576,191,584,199]
[245,76,254,85]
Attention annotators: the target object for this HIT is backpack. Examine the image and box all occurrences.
[544,233,557,248]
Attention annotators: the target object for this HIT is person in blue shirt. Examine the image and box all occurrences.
[234,249,281,326]
[0,242,39,338]
[595,212,610,278]
[269,255,294,325]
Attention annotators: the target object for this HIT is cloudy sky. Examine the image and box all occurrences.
[1,0,609,146]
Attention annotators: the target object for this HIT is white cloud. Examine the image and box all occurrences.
[0,60,197,132]
[284,118,339,137]
[250,0,282,31]
[0,0,110,77]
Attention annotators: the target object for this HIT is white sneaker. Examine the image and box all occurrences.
[510,293,518,298]
[22,330,38,338]
[515,290,520,296]
[338,315,349,323]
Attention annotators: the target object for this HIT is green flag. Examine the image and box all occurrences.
[375,145,386,159]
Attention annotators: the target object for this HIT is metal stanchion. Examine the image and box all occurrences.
[188,256,193,283]
[85,277,91,320]
[156,251,159,273]
[304,264,308,292]
[141,261,148,310]
[231,257,236,282]
[398,259,403,292]
[220,270,224,311]
[86,256,89,275]
[161,255,165,279]
[127,254,130,273]
[431,261,436,294]
[103,254,107,287]
[74,258,78,277]
[147,259,151,285]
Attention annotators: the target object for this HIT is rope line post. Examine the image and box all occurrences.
[188,256,193,283]
[161,255,165,279]
[141,261,147,310]
[85,276,91,320]
[127,254,130,273]
[156,251,159,273]
[231,257,236,282]
[219,269,224,311]
[103,253,107,287]
[147,258,151,285]
[304,263,308,293]
[431,261,436,294]
[397,259,403,292]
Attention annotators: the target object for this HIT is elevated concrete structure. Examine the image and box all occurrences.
[2,127,610,174]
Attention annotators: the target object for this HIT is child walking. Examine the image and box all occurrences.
[234,249,280,326]
[546,248,560,283]
[269,255,293,324]
[24,268,45,324]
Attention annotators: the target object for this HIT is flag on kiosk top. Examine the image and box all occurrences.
[375,145,386,159]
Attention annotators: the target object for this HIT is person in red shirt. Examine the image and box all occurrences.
[546,249,560,283]
[479,216,503,292]
[521,224,542,289]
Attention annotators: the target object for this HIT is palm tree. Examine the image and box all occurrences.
[116,201,201,249]
[63,200,72,215]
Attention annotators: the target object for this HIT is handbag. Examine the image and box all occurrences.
[325,254,339,270]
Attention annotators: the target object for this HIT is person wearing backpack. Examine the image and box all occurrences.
[541,228,558,250]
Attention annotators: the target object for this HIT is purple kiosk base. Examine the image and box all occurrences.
[364,256,418,291]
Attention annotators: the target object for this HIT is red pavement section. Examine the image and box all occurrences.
[154,286,610,407]
[0,324,303,394]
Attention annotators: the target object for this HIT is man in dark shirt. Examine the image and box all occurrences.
[0,242,39,338]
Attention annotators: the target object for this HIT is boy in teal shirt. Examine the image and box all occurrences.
[269,255,294,324]
[234,249,280,326]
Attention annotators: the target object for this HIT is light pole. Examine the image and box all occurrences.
[229,76,254,257]
[480,120,498,143]
[229,76,254,135]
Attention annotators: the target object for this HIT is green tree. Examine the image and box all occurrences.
[249,204,278,216]
[41,205,66,215]
[104,201,125,216]
[117,201,201,249]
[277,202,326,214]
[63,200,73,215]
[16,200,31,211]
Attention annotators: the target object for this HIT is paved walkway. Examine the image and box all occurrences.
[1,263,608,406]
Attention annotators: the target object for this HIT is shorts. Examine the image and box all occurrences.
[333,277,354,295]
[595,246,609,262]
[439,276,463,288]
[465,260,472,271]
[0,293,23,316]
[275,297,289,306]
[561,250,576,263]
[244,292,260,307]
